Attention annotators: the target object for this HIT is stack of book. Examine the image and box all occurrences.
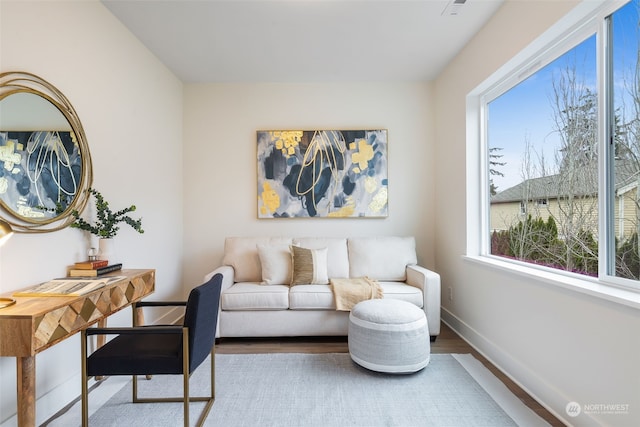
[68,260,123,277]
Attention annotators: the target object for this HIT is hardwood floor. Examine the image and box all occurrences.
[216,322,565,426]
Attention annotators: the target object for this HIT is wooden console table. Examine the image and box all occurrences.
[0,269,155,427]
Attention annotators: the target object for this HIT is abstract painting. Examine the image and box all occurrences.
[0,130,81,219]
[257,129,388,218]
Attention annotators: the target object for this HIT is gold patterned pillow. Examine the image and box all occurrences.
[290,246,329,285]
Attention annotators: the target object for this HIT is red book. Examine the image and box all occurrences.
[73,259,109,270]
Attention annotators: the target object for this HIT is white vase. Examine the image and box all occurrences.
[98,238,116,262]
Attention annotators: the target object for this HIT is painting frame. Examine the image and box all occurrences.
[257,129,388,218]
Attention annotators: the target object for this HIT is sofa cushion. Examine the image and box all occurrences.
[292,237,349,279]
[257,243,292,285]
[289,282,423,310]
[379,282,423,307]
[221,283,289,310]
[223,237,293,282]
[348,237,417,281]
[289,284,335,309]
[290,246,329,285]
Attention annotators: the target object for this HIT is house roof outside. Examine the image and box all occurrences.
[491,161,640,204]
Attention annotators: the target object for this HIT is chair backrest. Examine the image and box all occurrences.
[183,273,223,373]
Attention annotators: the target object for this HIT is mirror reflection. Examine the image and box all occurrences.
[0,72,92,233]
[0,93,81,219]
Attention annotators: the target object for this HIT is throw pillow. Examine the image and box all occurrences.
[257,244,292,285]
[290,246,329,285]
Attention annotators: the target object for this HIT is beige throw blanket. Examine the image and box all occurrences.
[330,277,383,311]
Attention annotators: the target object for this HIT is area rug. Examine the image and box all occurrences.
[50,353,549,426]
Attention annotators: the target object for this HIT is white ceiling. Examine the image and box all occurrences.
[101,0,504,83]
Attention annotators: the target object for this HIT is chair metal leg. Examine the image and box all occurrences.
[133,374,139,402]
[81,330,89,427]
[183,328,189,427]
[105,330,214,427]
[211,345,215,400]
[132,303,153,380]
[190,346,216,427]
[195,345,216,427]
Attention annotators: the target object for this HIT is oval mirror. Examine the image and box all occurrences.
[0,72,92,232]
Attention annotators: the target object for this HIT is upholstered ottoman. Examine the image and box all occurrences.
[348,299,430,373]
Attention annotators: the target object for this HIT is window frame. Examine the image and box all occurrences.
[466,0,640,304]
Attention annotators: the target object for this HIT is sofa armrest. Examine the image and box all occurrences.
[204,265,235,293]
[204,265,234,338]
[406,264,441,338]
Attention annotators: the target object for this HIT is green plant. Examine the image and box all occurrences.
[70,188,144,238]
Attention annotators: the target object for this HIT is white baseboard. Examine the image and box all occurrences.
[0,308,182,427]
[0,373,92,427]
[442,307,590,427]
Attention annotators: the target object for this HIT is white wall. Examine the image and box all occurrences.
[434,1,640,426]
[182,82,437,287]
[0,1,183,424]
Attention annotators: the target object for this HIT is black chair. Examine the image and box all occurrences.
[81,273,222,427]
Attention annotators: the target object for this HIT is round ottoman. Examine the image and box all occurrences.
[348,299,430,373]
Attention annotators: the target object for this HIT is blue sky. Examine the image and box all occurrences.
[488,0,638,193]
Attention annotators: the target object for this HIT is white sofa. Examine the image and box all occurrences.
[205,236,441,340]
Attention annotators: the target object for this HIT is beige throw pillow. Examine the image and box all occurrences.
[290,246,329,285]
[257,244,292,285]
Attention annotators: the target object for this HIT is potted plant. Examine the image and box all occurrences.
[70,188,143,237]
[69,188,144,260]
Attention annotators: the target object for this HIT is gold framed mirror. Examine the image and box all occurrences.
[0,72,92,232]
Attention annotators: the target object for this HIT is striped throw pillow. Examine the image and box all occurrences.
[290,246,329,285]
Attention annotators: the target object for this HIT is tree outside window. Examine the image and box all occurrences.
[486,0,640,281]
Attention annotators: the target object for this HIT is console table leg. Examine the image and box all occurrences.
[133,306,153,380]
[17,355,36,427]
[96,319,107,349]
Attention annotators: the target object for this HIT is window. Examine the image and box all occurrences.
[488,34,599,276]
[476,0,640,288]
[611,1,640,281]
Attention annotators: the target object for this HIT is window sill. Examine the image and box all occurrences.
[463,255,640,310]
